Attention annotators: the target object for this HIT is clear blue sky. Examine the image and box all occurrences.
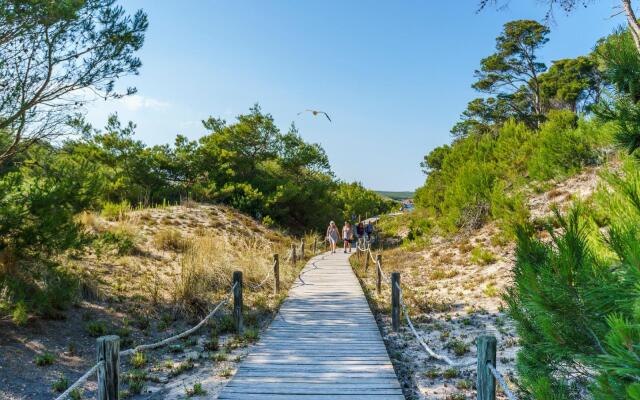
[86,0,623,191]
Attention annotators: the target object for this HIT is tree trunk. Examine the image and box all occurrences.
[621,0,640,53]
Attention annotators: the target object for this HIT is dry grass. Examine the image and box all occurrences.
[174,235,276,312]
[427,268,459,280]
[153,229,189,252]
[69,203,300,320]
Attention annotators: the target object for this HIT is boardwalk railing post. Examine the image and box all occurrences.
[376,254,382,294]
[291,244,297,265]
[97,335,120,400]
[300,240,305,259]
[273,254,280,295]
[391,272,400,332]
[233,271,243,334]
[477,335,497,400]
[364,246,370,272]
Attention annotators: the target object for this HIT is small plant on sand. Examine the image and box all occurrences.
[443,368,459,379]
[85,321,107,337]
[124,369,147,395]
[96,228,136,255]
[456,379,472,389]
[131,351,146,368]
[101,200,131,221]
[186,382,206,397]
[425,368,440,379]
[69,389,82,400]
[212,350,228,362]
[447,339,470,356]
[11,301,28,325]
[483,283,499,297]
[169,360,194,377]
[242,327,260,343]
[470,246,497,265]
[204,333,219,351]
[219,367,233,378]
[35,352,55,366]
[428,268,459,280]
[51,375,69,392]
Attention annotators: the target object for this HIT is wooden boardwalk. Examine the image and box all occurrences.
[218,251,404,399]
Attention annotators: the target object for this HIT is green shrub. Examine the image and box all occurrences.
[414,114,611,235]
[11,301,28,325]
[470,247,497,265]
[242,327,260,343]
[186,382,206,397]
[35,352,55,366]
[446,339,469,356]
[528,110,607,181]
[204,333,219,351]
[507,170,640,398]
[1,263,79,320]
[124,369,147,394]
[95,229,136,256]
[443,368,459,379]
[51,375,69,392]
[131,351,146,368]
[69,389,82,400]
[101,200,131,221]
[85,321,107,337]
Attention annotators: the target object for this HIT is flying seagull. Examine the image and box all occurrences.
[297,109,331,122]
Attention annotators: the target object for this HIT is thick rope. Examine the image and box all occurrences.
[396,282,475,368]
[487,363,518,400]
[377,260,390,285]
[54,361,104,400]
[120,282,237,356]
[246,261,275,290]
[369,249,377,263]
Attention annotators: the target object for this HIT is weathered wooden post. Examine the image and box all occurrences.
[291,244,297,265]
[313,237,317,254]
[300,240,305,259]
[391,272,400,332]
[233,271,243,334]
[376,254,382,294]
[273,254,280,295]
[97,335,120,400]
[364,246,370,272]
[477,335,497,400]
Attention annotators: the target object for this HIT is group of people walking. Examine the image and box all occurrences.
[325,219,375,254]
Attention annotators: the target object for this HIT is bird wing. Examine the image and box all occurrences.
[321,112,332,122]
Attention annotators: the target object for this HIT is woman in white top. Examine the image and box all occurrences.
[326,221,339,254]
[342,222,353,254]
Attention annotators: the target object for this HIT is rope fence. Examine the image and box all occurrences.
[54,361,104,400]
[355,237,517,400]
[56,238,315,400]
[488,362,518,400]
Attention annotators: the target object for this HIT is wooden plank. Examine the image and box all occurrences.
[218,395,406,400]
[217,251,402,399]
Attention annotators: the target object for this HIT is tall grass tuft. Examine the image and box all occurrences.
[174,235,290,315]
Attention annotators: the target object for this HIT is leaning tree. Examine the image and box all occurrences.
[0,0,148,164]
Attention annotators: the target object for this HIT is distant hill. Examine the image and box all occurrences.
[375,191,414,201]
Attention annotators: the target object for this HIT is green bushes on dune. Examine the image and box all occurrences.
[415,111,611,234]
